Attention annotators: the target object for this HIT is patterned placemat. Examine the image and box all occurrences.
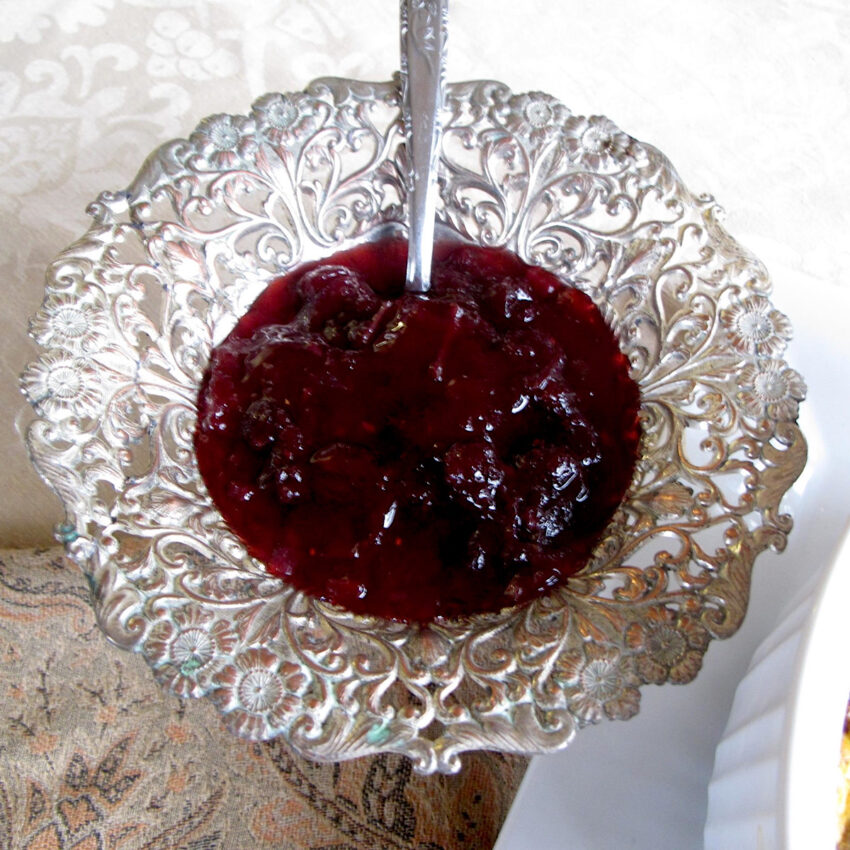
[0,547,527,849]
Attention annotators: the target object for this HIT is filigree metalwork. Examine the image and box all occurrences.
[21,77,806,774]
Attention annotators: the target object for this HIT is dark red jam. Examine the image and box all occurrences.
[194,238,640,622]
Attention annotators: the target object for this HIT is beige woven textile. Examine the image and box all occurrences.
[0,547,527,849]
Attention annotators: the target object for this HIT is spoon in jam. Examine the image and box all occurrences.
[400,0,448,293]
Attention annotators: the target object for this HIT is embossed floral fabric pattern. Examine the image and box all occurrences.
[4,0,850,551]
[0,548,527,849]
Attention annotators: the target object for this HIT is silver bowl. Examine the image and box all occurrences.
[20,77,806,774]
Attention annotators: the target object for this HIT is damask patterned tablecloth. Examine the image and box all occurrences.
[3,0,849,545]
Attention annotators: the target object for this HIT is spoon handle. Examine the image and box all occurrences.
[400,0,448,293]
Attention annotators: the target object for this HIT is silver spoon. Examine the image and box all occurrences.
[400,0,448,294]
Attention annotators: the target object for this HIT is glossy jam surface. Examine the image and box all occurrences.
[195,239,641,622]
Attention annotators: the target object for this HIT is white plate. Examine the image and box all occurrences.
[704,524,850,849]
[495,263,850,849]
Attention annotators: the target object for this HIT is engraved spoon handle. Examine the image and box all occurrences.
[400,0,448,293]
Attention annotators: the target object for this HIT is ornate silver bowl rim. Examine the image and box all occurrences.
[21,77,807,774]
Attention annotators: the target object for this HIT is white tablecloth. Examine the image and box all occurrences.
[3,0,849,547]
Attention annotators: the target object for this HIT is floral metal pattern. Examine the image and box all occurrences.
[21,77,807,774]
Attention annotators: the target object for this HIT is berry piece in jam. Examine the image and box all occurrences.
[194,237,641,622]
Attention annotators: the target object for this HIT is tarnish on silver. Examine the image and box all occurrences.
[20,78,806,774]
[400,0,448,292]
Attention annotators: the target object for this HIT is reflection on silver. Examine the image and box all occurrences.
[21,77,806,774]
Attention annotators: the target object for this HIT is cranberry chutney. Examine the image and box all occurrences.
[194,238,641,622]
